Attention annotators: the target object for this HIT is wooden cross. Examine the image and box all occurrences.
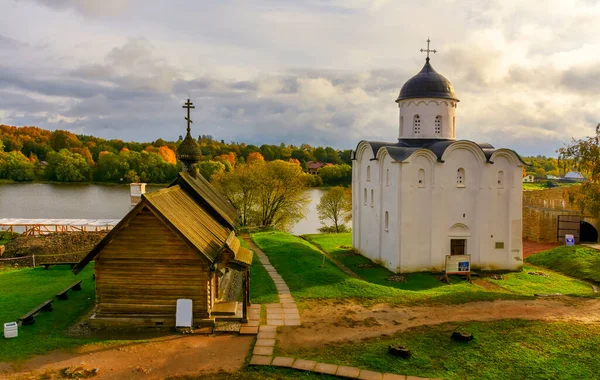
[420,38,437,61]
[182,98,195,133]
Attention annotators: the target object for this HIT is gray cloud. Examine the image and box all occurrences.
[1,0,599,156]
[23,0,129,17]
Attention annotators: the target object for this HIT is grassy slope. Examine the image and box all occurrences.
[239,238,279,304]
[253,231,526,306]
[526,246,600,284]
[280,320,600,380]
[251,232,593,305]
[0,265,96,362]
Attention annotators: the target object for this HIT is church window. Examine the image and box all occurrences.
[413,115,421,134]
[450,239,466,255]
[367,166,371,182]
[385,211,389,231]
[363,188,367,205]
[497,171,504,188]
[435,116,442,134]
[370,189,374,207]
[418,168,425,187]
[457,168,465,187]
[386,168,390,186]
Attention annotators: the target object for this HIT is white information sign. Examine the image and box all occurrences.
[565,234,575,247]
[445,254,471,275]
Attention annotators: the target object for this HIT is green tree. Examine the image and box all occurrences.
[46,149,92,182]
[317,186,352,233]
[318,164,352,186]
[197,160,226,181]
[0,151,35,181]
[559,123,600,217]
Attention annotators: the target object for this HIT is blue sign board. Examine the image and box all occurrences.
[565,234,575,247]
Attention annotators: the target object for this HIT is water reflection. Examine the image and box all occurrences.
[0,184,331,235]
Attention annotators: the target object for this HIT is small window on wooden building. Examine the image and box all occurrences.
[495,242,504,249]
[450,239,466,255]
[418,168,425,188]
[457,168,465,187]
[384,211,389,231]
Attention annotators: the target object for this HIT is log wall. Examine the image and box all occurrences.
[95,207,211,321]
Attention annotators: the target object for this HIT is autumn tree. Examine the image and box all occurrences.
[197,161,226,181]
[247,152,265,164]
[214,160,310,229]
[559,123,600,217]
[46,149,92,182]
[158,146,177,165]
[316,186,352,233]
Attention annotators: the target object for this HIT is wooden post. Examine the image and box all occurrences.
[242,270,248,323]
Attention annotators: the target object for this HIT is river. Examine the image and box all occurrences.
[0,184,327,235]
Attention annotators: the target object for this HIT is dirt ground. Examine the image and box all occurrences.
[277,298,600,350]
[0,334,253,380]
[522,239,561,258]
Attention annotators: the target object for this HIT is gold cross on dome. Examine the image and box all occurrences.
[420,38,437,61]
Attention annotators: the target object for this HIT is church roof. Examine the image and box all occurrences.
[354,139,525,164]
[396,59,458,102]
[170,171,239,229]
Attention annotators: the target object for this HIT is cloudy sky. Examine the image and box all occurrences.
[1,0,599,156]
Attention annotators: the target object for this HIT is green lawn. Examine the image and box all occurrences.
[240,238,279,304]
[0,231,18,246]
[251,231,594,306]
[0,265,97,362]
[522,182,580,191]
[276,319,600,380]
[526,245,600,284]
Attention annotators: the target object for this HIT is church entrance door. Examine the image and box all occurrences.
[450,239,466,255]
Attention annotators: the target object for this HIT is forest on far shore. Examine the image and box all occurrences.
[0,125,562,186]
[0,125,351,186]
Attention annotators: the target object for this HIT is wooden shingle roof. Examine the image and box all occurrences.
[73,182,249,275]
[171,171,238,229]
[144,185,230,262]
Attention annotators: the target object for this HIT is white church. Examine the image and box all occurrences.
[352,46,524,273]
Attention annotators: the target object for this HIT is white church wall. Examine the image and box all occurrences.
[353,143,380,263]
[378,151,400,270]
[398,98,457,139]
[398,152,435,272]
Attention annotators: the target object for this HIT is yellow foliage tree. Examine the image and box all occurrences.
[247,152,265,164]
[158,146,177,165]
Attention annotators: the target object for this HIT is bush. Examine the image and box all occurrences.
[318,224,351,233]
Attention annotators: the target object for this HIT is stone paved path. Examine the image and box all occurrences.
[243,237,433,380]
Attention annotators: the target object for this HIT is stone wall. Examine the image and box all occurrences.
[522,187,599,242]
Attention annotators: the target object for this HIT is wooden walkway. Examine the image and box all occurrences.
[0,218,119,236]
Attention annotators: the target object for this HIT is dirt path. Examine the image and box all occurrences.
[278,298,600,350]
[0,335,253,380]
[523,239,561,258]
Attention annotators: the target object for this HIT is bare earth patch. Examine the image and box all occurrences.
[278,298,600,350]
[1,334,253,380]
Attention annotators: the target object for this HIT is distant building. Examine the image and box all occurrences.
[564,171,585,182]
[306,161,325,174]
[546,175,560,180]
[523,175,535,183]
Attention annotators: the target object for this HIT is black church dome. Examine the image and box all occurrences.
[396,59,458,102]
